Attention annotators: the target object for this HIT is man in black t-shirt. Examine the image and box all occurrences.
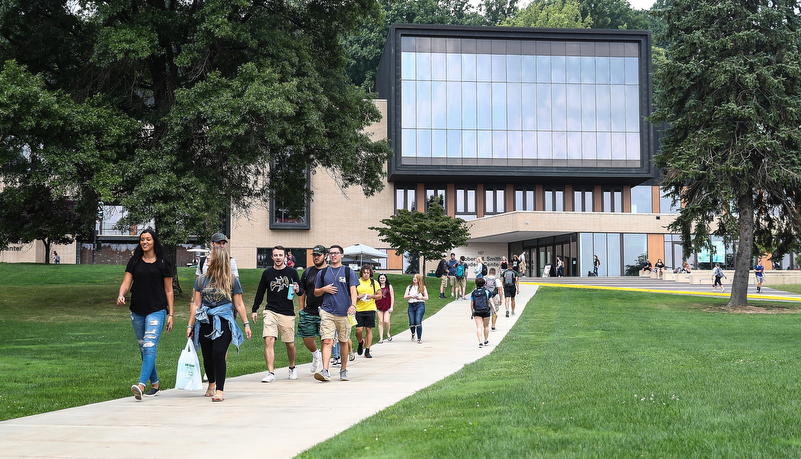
[251,245,303,383]
[297,244,327,373]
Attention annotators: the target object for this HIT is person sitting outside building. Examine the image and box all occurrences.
[641,259,652,276]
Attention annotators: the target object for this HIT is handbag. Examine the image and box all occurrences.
[175,338,203,390]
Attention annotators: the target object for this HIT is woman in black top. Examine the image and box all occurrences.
[117,229,174,401]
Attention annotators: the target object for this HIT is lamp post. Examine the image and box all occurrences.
[93,201,104,264]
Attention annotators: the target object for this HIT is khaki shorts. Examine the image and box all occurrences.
[440,275,449,289]
[319,310,351,343]
[262,310,295,342]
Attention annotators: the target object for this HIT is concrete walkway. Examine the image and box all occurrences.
[0,285,538,459]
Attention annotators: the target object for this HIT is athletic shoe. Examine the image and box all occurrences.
[418,339,422,344]
[331,357,341,367]
[484,341,489,346]
[511,311,516,315]
[721,288,725,293]
[451,293,454,298]
[311,351,322,373]
[314,369,331,382]
[364,349,372,358]
[491,327,496,331]
[131,384,143,401]
[506,311,510,317]
[288,367,298,380]
[261,372,275,383]
[357,339,364,355]
[479,343,483,348]
[340,369,349,381]
[144,387,160,397]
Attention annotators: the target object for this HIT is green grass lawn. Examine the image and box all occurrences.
[0,263,463,421]
[6,263,801,457]
[299,287,801,458]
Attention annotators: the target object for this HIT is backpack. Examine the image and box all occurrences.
[485,276,497,296]
[435,259,446,278]
[503,269,515,287]
[455,262,465,279]
[472,287,490,313]
[481,263,488,276]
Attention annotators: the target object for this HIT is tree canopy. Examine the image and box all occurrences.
[503,0,592,28]
[0,0,392,275]
[370,198,471,274]
[651,0,801,306]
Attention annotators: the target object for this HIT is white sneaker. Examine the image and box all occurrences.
[311,351,322,373]
[261,372,275,383]
[288,367,298,380]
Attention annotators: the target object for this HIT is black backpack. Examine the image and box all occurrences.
[472,287,490,314]
[435,259,446,278]
[481,263,488,276]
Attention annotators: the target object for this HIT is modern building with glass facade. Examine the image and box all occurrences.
[4,24,789,275]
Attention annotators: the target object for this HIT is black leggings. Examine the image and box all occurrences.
[198,320,232,391]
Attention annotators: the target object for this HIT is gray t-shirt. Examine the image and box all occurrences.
[194,276,243,309]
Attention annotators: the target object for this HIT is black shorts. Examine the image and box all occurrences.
[473,310,492,318]
[503,286,516,298]
[355,311,376,328]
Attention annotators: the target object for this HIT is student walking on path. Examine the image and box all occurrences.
[375,272,394,343]
[187,247,251,402]
[116,229,174,401]
[470,278,492,348]
[404,274,429,344]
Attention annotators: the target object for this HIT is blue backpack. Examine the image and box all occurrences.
[472,287,490,314]
[456,263,465,279]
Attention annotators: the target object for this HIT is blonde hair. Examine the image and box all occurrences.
[412,273,427,296]
[205,247,233,300]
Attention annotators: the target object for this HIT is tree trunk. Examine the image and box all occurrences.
[43,238,51,265]
[419,256,426,279]
[164,242,183,295]
[728,192,754,307]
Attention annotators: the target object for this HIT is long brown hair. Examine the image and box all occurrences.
[205,247,233,300]
[411,273,427,296]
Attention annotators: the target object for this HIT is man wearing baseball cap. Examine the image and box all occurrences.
[196,233,239,278]
[296,245,328,374]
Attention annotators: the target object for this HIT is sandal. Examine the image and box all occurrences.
[211,391,224,402]
[348,351,355,361]
[376,339,384,344]
[387,334,392,342]
[204,384,216,397]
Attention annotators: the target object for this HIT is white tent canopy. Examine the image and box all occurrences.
[342,243,387,266]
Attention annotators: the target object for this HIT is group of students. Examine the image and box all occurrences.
[116,231,443,401]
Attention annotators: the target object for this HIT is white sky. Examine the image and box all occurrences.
[627,0,655,10]
[512,0,656,12]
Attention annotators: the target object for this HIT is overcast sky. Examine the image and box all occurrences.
[627,0,655,10]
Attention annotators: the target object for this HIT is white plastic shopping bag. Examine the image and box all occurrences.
[175,338,202,390]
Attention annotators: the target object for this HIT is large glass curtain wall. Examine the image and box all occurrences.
[579,233,648,276]
[400,37,641,167]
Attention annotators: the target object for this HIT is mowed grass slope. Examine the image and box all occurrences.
[299,287,801,458]
[0,263,459,421]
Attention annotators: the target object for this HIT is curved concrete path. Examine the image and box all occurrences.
[0,285,538,459]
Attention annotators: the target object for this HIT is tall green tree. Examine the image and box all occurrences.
[577,0,649,29]
[651,0,801,306]
[344,0,482,90]
[0,0,392,288]
[370,198,470,275]
[504,0,592,28]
